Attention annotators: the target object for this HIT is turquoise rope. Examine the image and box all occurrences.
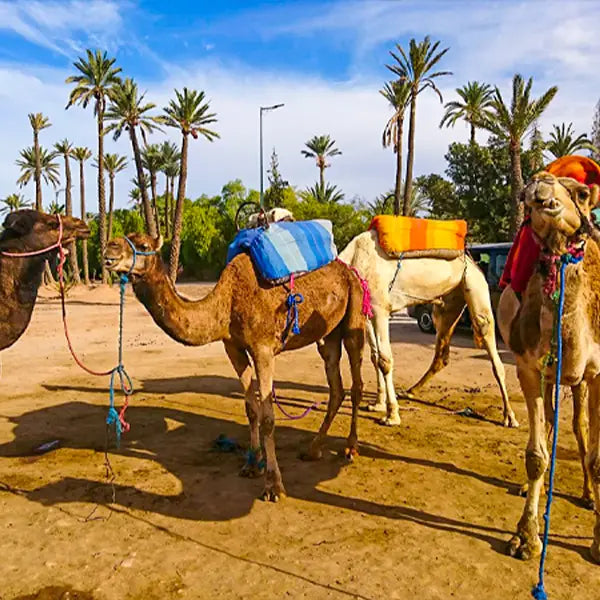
[532,252,583,600]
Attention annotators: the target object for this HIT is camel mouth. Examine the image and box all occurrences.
[538,205,564,218]
[104,256,121,271]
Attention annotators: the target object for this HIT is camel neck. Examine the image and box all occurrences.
[0,254,46,351]
[132,259,231,346]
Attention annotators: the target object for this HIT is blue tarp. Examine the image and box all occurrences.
[227,219,337,283]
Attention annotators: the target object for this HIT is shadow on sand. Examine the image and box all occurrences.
[0,376,594,564]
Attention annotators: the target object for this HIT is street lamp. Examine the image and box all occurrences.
[259,103,284,207]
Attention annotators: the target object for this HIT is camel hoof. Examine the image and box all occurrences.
[517,482,529,497]
[398,389,417,400]
[239,463,264,478]
[507,534,542,561]
[504,414,520,428]
[590,541,600,564]
[378,415,401,427]
[299,448,322,462]
[342,447,359,461]
[260,485,286,503]
[363,403,386,413]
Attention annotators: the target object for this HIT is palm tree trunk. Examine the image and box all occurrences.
[509,138,525,237]
[394,117,404,216]
[170,176,176,226]
[402,93,417,216]
[129,128,158,237]
[150,171,161,236]
[169,133,188,282]
[319,163,325,189]
[79,159,90,285]
[64,154,81,283]
[33,130,42,212]
[107,174,115,242]
[164,175,170,238]
[470,122,476,145]
[97,99,108,284]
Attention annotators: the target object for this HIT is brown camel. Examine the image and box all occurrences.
[104,233,366,501]
[497,171,600,563]
[0,210,90,351]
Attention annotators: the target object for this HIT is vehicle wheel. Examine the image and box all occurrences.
[416,307,435,334]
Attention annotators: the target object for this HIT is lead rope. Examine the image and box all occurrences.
[532,251,583,600]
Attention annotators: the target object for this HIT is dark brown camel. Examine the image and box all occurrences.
[104,234,366,501]
[0,210,90,351]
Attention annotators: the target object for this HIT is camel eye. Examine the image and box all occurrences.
[141,243,150,251]
[578,189,589,202]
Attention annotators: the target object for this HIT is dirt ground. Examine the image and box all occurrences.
[1,282,599,600]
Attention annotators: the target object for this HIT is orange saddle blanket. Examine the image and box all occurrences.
[369,215,467,257]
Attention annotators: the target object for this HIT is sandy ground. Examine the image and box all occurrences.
[0,282,599,600]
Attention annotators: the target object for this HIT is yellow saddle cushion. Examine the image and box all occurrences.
[369,215,467,256]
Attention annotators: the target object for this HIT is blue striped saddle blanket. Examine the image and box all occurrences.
[227,219,337,283]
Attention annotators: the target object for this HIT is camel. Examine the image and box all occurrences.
[338,230,518,427]
[104,233,366,502]
[0,210,90,351]
[496,171,600,563]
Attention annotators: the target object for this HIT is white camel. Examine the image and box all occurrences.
[339,229,518,428]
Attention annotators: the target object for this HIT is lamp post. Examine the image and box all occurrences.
[259,103,284,207]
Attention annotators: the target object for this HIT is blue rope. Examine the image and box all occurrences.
[284,292,304,336]
[532,251,583,600]
[388,253,404,293]
[105,239,157,447]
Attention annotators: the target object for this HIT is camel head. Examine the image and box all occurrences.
[104,233,163,278]
[523,171,600,253]
[0,209,90,254]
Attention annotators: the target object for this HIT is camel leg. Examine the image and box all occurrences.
[303,330,344,461]
[407,295,464,396]
[464,270,518,428]
[586,377,600,563]
[519,382,553,497]
[573,381,594,509]
[252,349,284,502]
[508,364,546,560]
[365,318,386,412]
[224,341,264,478]
[372,307,400,426]
[342,323,364,460]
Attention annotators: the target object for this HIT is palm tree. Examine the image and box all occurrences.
[104,77,164,237]
[141,143,163,234]
[479,74,558,235]
[0,193,31,215]
[72,146,93,284]
[66,49,122,283]
[163,87,219,281]
[380,80,411,215]
[101,153,128,241]
[369,185,429,217]
[159,141,180,238]
[440,81,494,144]
[545,122,599,160]
[387,36,451,215]
[17,146,60,190]
[301,182,345,203]
[128,186,143,215]
[27,113,52,211]
[301,135,342,189]
[54,138,80,283]
[47,201,65,215]
[529,121,546,172]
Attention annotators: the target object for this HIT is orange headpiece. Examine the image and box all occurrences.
[545,155,600,187]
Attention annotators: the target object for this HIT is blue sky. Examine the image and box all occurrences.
[0,0,599,212]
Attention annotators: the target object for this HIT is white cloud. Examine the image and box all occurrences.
[0,0,124,55]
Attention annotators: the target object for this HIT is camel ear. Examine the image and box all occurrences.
[155,235,164,251]
[589,184,600,209]
[3,211,33,236]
